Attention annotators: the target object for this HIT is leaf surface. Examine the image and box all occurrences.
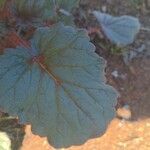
[0,23,117,148]
[93,11,140,46]
[12,0,79,26]
[44,0,79,25]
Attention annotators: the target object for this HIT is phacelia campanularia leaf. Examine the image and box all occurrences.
[0,23,118,148]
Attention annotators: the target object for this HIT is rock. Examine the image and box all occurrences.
[111,70,119,78]
[117,105,132,120]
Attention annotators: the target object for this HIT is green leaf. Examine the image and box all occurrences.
[93,11,140,46]
[44,0,79,25]
[0,132,11,150]
[0,23,118,148]
[12,0,79,26]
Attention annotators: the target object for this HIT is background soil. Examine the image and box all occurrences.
[0,0,150,150]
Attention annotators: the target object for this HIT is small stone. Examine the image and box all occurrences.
[111,70,119,78]
[117,105,131,120]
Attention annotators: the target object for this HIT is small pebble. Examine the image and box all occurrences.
[117,105,131,120]
[111,70,119,78]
